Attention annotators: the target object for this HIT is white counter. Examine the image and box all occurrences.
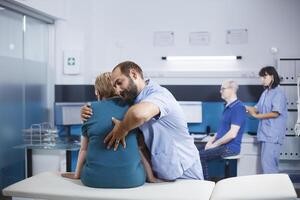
[238,133,262,176]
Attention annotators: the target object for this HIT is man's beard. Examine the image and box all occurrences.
[120,77,138,104]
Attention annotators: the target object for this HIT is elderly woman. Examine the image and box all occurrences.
[61,72,147,188]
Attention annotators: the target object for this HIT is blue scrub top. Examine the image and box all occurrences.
[255,86,287,144]
[135,80,203,180]
[80,97,145,188]
[215,99,246,153]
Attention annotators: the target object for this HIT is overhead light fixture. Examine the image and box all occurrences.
[161,56,242,61]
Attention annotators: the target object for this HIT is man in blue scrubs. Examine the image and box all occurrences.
[83,61,203,181]
[199,80,246,180]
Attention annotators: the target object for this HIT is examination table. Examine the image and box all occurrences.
[2,172,297,200]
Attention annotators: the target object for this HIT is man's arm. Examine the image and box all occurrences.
[207,125,240,149]
[121,101,160,130]
[104,102,160,150]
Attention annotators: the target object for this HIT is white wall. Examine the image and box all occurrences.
[54,0,93,84]
[17,0,300,85]
[14,0,67,19]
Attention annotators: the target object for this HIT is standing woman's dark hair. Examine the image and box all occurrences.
[258,66,280,89]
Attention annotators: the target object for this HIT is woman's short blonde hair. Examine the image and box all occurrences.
[94,72,117,100]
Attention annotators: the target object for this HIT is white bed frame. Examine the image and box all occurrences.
[2,172,297,200]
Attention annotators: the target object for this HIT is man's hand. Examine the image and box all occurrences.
[204,134,216,150]
[205,142,217,150]
[205,142,214,150]
[104,117,129,151]
[61,172,79,179]
[81,103,93,122]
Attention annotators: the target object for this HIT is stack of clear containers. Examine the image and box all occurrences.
[23,122,58,146]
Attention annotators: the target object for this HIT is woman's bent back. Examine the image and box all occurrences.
[81,98,145,188]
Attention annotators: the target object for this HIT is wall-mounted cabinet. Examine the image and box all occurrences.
[278,59,300,84]
[282,86,298,110]
[278,58,300,136]
[278,59,300,176]
[287,112,297,134]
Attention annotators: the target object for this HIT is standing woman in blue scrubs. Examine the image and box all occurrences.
[246,66,287,173]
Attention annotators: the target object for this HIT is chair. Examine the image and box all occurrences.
[223,155,242,178]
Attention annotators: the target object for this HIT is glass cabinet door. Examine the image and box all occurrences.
[24,16,49,128]
[0,8,25,189]
[0,8,49,190]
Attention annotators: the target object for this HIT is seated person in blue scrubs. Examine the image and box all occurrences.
[61,72,147,188]
[199,80,246,180]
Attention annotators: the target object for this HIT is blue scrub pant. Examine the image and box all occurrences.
[261,142,282,174]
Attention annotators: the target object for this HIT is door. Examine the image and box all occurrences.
[0,7,49,191]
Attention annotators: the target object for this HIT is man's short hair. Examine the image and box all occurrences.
[223,79,239,92]
[113,61,144,79]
